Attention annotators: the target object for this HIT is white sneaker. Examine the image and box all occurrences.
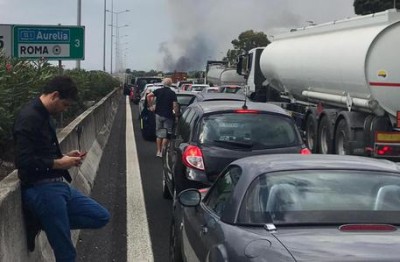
[156,152,162,158]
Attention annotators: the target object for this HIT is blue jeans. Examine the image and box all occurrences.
[22,182,110,262]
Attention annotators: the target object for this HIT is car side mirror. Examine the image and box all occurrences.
[178,189,201,207]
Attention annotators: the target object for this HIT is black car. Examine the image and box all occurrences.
[171,154,400,262]
[162,100,310,199]
[131,76,163,104]
[139,89,195,141]
[139,99,157,141]
[175,91,196,114]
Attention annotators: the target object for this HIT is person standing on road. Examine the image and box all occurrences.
[147,77,179,157]
[13,76,110,262]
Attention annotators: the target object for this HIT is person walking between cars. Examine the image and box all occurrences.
[13,76,110,262]
[147,77,179,157]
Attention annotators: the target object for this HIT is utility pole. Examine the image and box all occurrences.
[110,0,114,74]
[107,4,129,75]
[76,0,81,70]
[103,0,107,72]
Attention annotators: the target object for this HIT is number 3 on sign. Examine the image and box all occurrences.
[0,36,4,49]
[74,39,80,48]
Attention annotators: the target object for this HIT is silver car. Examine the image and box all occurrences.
[171,154,400,261]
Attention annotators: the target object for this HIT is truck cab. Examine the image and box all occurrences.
[237,47,278,102]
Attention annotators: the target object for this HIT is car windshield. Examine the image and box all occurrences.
[198,113,299,149]
[238,170,400,226]
[206,88,219,93]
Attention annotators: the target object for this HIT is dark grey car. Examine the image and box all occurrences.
[171,154,400,262]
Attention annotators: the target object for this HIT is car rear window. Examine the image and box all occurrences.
[198,113,299,149]
[239,170,400,225]
[177,95,194,106]
[191,86,207,91]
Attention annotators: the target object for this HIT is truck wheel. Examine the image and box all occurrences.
[305,115,318,153]
[335,119,351,155]
[318,116,333,154]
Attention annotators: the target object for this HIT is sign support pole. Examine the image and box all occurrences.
[58,59,64,128]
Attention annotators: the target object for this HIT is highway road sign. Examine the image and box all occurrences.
[0,24,12,57]
[13,25,84,60]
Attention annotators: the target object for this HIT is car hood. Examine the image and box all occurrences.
[272,227,400,261]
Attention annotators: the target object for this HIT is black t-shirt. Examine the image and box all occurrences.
[153,86,177,119]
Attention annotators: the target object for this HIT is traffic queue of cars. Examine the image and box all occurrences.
[130,79,400,262]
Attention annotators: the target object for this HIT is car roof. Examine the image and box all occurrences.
[191,84,210,87]
[235,154,400,176]
[175,90,196,96]
[195,92,245,101]
[191,100,288,116]
[220,85,241,88]
[144,83,163,88]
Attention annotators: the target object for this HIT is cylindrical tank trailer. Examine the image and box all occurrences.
[240,9,400,159]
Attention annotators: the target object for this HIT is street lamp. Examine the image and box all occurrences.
[110,24,129,73]
[106,3,130,74]
[77,0,82,69]
[103,0,107,71]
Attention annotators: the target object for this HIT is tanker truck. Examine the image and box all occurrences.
[206,60,246,86]
[237,9,400,159]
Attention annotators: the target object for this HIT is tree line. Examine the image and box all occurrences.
[0,53,119,162]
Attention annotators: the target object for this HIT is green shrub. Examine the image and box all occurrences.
[0,53,119,161]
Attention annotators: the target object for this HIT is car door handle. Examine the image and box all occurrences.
[200,225,208,235]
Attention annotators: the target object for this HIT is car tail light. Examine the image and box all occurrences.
[235,109,259,114]
[339,224,397,232]
[376,145,393,156]
[182,145,205,171]
[300,148,312,154]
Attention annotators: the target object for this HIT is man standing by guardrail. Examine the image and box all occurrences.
[13,76,110,261]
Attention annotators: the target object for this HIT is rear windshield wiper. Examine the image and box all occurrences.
[213,139,254,148]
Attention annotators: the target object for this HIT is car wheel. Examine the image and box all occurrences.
[169,212,183,262]
[163,172,172,199]
[173,162,187,195]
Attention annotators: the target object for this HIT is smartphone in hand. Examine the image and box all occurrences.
[79,151,87,157]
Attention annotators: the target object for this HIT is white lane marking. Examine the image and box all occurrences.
[126,96,154,261]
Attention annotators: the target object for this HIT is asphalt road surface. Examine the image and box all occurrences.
[76,96,172,262]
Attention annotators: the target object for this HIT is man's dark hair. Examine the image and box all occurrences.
[43,76,78,100]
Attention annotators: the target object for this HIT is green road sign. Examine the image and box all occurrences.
[13,25,85,60]
[0,24,12,57]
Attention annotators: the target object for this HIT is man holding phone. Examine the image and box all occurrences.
[13,76,110,261]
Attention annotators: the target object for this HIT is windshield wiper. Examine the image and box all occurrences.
[213,139,254,148]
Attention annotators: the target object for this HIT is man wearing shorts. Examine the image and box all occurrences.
[147,78,179,157]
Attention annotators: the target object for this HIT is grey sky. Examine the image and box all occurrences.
[0,0,355,72]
